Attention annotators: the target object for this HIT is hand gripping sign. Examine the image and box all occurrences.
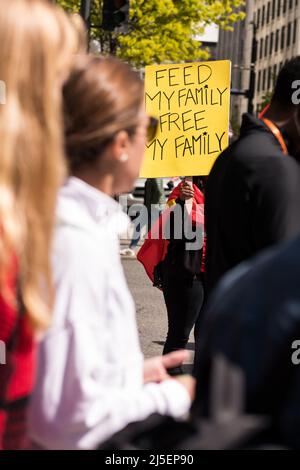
[141,60,231,178]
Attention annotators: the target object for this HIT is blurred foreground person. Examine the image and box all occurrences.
[205,58,300,294]
[29,57,195,450]
[194,234,300,449]
[0,0,78,450]
[104,237,300,450]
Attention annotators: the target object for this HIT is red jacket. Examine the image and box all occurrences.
[0,258,36,450]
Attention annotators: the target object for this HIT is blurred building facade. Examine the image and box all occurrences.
[196,24,219,59]
[216,0,300,125]
[254,0,300,112]
[215,1,254,127]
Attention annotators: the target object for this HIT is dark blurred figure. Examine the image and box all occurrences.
[120,178,166,257]
[205,57,300,295]
[193,234,300,449]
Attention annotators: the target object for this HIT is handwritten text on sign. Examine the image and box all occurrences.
[140,61,231,178]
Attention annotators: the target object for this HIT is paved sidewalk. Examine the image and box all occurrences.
[121,239,195,372]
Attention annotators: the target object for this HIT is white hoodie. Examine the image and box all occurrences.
[29,177,191,450]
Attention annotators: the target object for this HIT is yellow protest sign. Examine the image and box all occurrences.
[140,60,231,178]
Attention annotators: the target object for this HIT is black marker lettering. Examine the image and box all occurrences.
[168,67,180,87]
[183,138,193,157]
[155,69,167,87]
[194,111,206,130]
[145,91,162,111]
[210,89,218,106]
[197,65,212,85]
[162,91,175,111]
[168,113,180,131]
[178,88,187,107]
[146,139,157,160]
[157,138,168,160]
[183,66,194,86]
[185,88,197,107]
[181,110,194,132]
[216,131,226,151]
[217,88,228,106]
[175,135,185,158]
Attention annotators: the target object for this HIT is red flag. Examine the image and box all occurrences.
[137,182,205,285]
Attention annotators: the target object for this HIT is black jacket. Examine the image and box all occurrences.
[194,235,300,449]
[205,113,300,293]
[163,198,203,278]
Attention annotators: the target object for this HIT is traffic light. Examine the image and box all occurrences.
[102,0,129,32]
[80,0,91,27]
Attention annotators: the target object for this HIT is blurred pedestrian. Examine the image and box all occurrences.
[120,178,166,257]
[29,56,195,450]
[205,58,300,294]
[0,0,78,450]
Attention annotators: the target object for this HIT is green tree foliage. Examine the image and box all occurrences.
[57,0,80,11]
[119,0,245,67]
[258,90,273,114]
[57,0,245,67]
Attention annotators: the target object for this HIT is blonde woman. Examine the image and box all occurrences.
[0,0,78,450]
[30,56,195,450]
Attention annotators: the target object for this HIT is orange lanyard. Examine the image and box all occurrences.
[261,118,288,155]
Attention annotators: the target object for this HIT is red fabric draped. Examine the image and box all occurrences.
[137,182,205,284]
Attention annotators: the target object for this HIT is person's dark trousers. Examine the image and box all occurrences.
[162,261,204,374]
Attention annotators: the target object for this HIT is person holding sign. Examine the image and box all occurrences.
[161,178,205,373]
[138,177,205,375]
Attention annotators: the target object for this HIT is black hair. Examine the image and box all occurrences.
[273,57,300,107]
[192,176,207,192]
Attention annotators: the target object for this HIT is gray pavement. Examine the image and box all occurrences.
[121,242,195,371]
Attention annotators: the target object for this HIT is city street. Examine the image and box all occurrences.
[121,243,195,371]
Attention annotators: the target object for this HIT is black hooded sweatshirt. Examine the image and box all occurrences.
[205,113,300,293]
